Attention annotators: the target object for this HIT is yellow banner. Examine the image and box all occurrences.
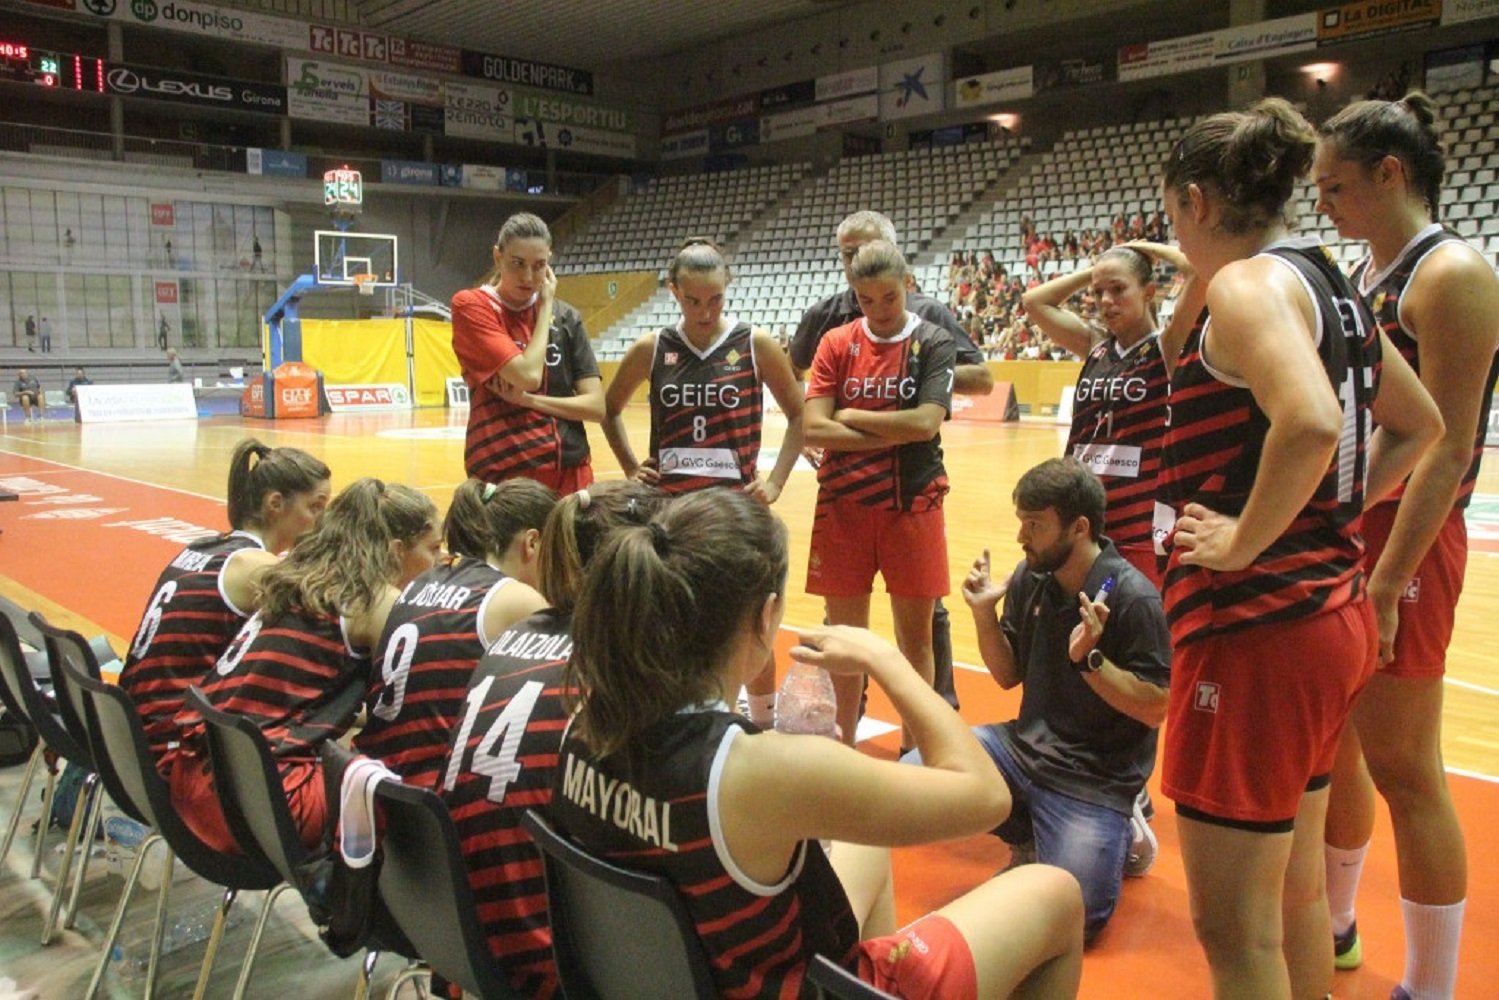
[412,318,459,408]
[299,318,458,407]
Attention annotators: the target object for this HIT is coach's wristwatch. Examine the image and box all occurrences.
[1075,648,1106,674]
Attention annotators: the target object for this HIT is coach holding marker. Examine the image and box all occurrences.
[792,210,993,711]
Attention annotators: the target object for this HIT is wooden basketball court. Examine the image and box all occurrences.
[1,405,1496,997]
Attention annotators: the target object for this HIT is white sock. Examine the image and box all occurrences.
[1400,897,1464,1000]
[1325,841,1368,936]
[746,693,775,728]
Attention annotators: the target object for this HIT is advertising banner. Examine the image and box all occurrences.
[461,164,505,191]
[286,58,368,126]
[760,105,820,143]
[270,362,321,419]
[368,67,441,105]
[513,90,631,133]
[953,65,1034,107]
[75,0,307,51]
[373,99,406,130]
[663,95,759,135]
[879,52,946,122]
[444,80,513,142]
[760,79,816,111]
[661,129,710,159]
[75,384,197,424]
[1317,0,1439,43]
[1445,0,1499,25]
[387,37,462,74]
[246,148,308,178]
[459,50,593,96]
[816,66,878,102]
[709,117,760,152]
[380,159,439,185]
[308,24,386,62]
[514,119,637,157]
[819,93,878,128]
[324,383,410,411]
[104,63,286,113]
[1215,14,1317,62]
[150,203,174,227]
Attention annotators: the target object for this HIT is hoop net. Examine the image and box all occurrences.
[352,273,376,296]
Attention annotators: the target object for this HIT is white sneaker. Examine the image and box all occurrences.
[1124,793,1157,877]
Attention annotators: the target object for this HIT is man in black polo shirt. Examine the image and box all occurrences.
[792,210,992,711]
[950,457,1170,943]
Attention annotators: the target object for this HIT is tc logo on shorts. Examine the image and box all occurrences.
[1194,681,1220,713]
[1402,578,1420,603]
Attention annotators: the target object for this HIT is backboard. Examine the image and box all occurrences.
[314,230,399,287]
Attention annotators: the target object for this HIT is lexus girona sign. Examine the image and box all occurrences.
[104,64,287,114]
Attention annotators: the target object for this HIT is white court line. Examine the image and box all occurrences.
[1444,676,1499,698]
[1445,766,1499,786]
[0,448,224,503]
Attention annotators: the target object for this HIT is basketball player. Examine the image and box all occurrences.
[438,481,663,998]
[551,489,1084,999]
[792,210,991,712]
[451,212,603,493]
[1156,99,1441,999]
[119,438,330,768]
[804,240,957,750]
[354,478,554,787]
[169,479,441,853]
[601,238,803,728]
[1315,93,1499,998]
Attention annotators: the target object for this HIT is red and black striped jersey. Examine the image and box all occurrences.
[1158,240,1381,647]
[452,286,599,483]
[648,321,763,493]
[1067,333,1170,549]
[354,558,510,788]
[119,531,264,765]
[179,609,369,762]
[438,608,575,1000]
[1351,223,1499,511]
[805,314,956,511]
[550,709,861,1000]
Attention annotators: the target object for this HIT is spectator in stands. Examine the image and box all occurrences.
[551,488,1085,999]
[120,438,331,767]
[450,212,603,494]
[1315,92,1499,998]
[24,314,36,353]
[438,481,664,998]
[355,478,552,786]
[932,457,1169,943]
[170,478,441,853]
[38,317,51,353]
[792,210,993,715]
[165,348,184,383]
[1156,97,1441,1000]
[13,369,40,423]
[64,368,90,405]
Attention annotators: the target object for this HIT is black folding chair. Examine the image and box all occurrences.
[521,809,718,1000]
[372,777,525,1000]
[65,658,283,1000]
[0,611,52,874]
[806,954,898,999]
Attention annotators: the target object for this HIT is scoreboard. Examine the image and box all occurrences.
[0,42,106,93]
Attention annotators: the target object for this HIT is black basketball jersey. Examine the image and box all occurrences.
[648,321,763,493]
[1352,223,1499,511]
[119,531,264,763]
[550,709,861,999]
[438,608,575,1000]
[1067,333,1170,550]
[355,558,509,788]
[1157,239,1380,646]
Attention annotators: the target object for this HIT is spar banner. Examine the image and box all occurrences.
[286,58,368,126]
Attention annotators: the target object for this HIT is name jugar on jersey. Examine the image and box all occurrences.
[649,320,762,493]
[1352,222,1499,511]
[806,314,956,512]
[1157,240,1381,647]
[1068,333,1169,549]
[438,608,575,1000]
[119,531,263,763]
[354,558,511,788]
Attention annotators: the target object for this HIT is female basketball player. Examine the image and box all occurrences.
[601,238,803,727]
[1022,244,1191,585]
[1156,99,1441,999]
[170,479,441,852]
[119,438,330,767]
[451,212,603,493]
[551,489,1084,999]
[1315,93,1499,998]
[803,240,957,748]
[438,481,663,999]
[353,478,554,786]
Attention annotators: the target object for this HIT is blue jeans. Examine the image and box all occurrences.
[908,727,1131,941]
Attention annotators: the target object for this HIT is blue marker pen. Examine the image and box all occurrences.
[1096,575,1117,605]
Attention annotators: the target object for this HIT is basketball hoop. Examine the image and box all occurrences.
[352,274,375,297]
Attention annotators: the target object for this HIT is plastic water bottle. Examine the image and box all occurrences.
[774,663,838,738]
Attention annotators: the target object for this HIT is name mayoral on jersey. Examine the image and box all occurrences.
[659,382,743,408]
[843,374,918,401]
[560,754,679,851]
[487,628,573,662]
[1075,375,1149,403]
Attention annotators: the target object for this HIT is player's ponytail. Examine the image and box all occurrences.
[668,237,730,286]
[225,437,330,533]
[443,478,558,563]
[567,489,787,758]
[1318,91,1446,221]
[536,481,663,613]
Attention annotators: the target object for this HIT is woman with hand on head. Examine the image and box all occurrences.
[119,438,330,769]
[354,477,555,787]
[170,478,442,852]
[451,212,604,494]
[438,480,663,999]
[1155,99,1441,999]
[1314,92,1499,997]
[551,488,1083,1000]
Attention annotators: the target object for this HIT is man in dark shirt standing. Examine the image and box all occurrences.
[947,457,1170,943]
[792,210,993,711]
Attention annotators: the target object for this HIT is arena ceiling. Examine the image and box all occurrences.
[347,0,865,71]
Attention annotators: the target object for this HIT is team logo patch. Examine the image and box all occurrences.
[1402,578,1420,603]
[725,349,741,365]
[663,351,678,365]
[1194,681,1220,713]
[910,339,921,356]
[1372,291,1388,314]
